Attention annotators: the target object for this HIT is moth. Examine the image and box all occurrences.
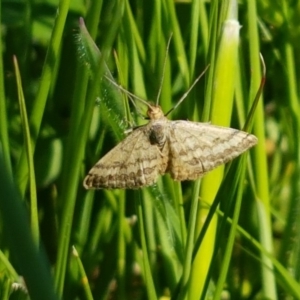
[83,101,257,189]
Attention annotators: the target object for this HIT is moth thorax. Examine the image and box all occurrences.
[147,105,164,120]
[149,123,166,147]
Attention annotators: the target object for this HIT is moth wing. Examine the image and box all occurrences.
[166,121,257,181]
[84,127,164,189]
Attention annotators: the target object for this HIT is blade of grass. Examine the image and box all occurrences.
[219,206,300,298]
[278,0,300,284]
[0,154,58,300]
[247,0,277,298]
[122,1,147,101]
[123,0,146,63]
[198,1,209,57]
[116,190,126,299]
[136,191,157,300]
[168,181,187,255]
[72,246,94,300]
[177,180,201,300]
[148,0,162,69]
[165,0,190,87]
[201,0,219,121]
[0,250,21,282]
[189,2,241,298]
[54,2,124,294]
[149,185,183,291]
[0,4,12,178]
[15,0,72,197]
[0,275,11,299]
[13,56,39,245]
[213,156,246,299]
[189,0,200,79]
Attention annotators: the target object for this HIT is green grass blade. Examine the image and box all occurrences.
[189,2,241,298]
[213,157,247,299]
[136,191,157,300]
[13,56,39,245]
[71,247,94,300]
[279,2,300,287]
[189,0,200,78]
[3,1,300,298]
[54,1,124,294]
[214,206,300,298]
[0,155,58,300]
[247,0,277,298]
[165,0,190,86]
[0,5,12,178]
[0,250,21,282]
[15,0,72,197]
[177,180,200,300]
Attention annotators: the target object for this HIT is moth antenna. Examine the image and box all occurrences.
[127,94,148,120]
[164,65,210,117]
[104,75,152,110]
[155,33,173,106]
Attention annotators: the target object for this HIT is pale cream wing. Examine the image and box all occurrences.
[84,127,164,189]
[166,121,258,181]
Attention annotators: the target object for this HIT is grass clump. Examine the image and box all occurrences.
[0,0,300,299]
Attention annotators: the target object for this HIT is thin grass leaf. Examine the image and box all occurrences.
[243,54,266,132]
[76,18,125,138]
[0,7,12,178]
[0,276,11,300]
[0,250,21,283]
[279,2,300,287]
[0,155,58,300]
[201,1,219,121]
[147,0,162,70]
[13,56,39,245]
[189,3,241,298]
[3,0,300,298]
[116,190,126,299]
[123,0,146,64]
[177,180,201,300]
[148,186,183,291]
[136,191,157,300]
[216,208,300,298]
[165,0,190,87]
[54,2,124,294]
[213,156,247,299]
[148,185,183,253]
[247,0,277,298]
[72,246,94,300]
[121,2,147,101]
[15,0,72,197]
[189,0,200,78]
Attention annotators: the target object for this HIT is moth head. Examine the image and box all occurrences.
[147,105,164,120]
